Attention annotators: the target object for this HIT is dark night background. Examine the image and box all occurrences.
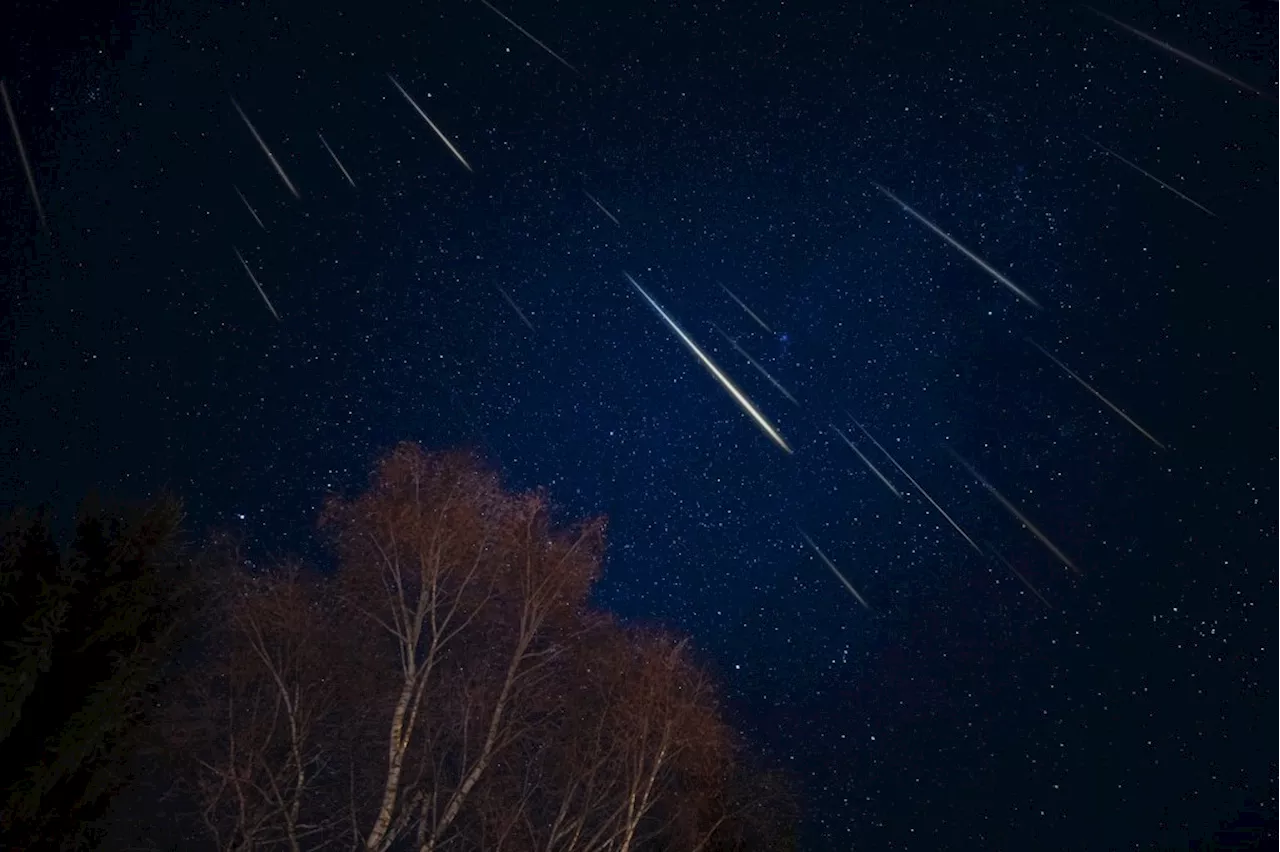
[2,0,1276,849]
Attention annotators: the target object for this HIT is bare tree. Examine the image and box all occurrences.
[168,561,339,852]
[167,444,794,852]
[320,444,602,852]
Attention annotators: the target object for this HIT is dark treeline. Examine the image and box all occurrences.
[0,443,797,851]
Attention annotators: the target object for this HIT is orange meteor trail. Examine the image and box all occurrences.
[625,273,792,454]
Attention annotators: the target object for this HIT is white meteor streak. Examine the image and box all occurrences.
[234,247,281,321]
[583,189,620,225]
[986,543,1053,610]
[318,132,356,187]
[234,185,265,230]
[852,417,981,553]
[798,529,871,611]
[475,0,579,74]
[1083,135,1217,218]
[946,447,1081,575]
[495,285,535,331]
[1028,339,1166,450]
[231,97,300,199]
[1085,6,1264,96]
[829,424,902,499]
[710,322,799,406]
[718,283,775,334]
[872,182,1042,310]
[387,74,473,173]
[624,272,792,454]
[1,80,48,232]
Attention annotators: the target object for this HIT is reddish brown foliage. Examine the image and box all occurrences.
[165,444,792,852]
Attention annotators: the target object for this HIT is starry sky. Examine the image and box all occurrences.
[2,0,1276,849]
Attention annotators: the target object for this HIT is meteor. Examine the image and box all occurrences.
[231,97,300,199]
[829,423,902,499]
[1084,6,1264,96]
[798,529,871,611]
[872,182,1042,310]
[718,283,774,334]
[583,189,620,225]
[985,542,1053,610]
[710,322,799,406]
[1,80,48,231]
[1028,339,1166,450]
[233,247,281,322]
[946,447,1081,575]
[851,416,981,553]
[624,272,792,454]
[475,0,579,74]
[495,285,535,331]
[387,74,473,173]
[234,185,266,231]
[318,132,356,187]
[1084,135,1216,217]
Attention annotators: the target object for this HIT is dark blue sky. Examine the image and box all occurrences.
[2,0,1276,848]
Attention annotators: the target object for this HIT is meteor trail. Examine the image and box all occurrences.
[475,0,579,74]
[718,283,774,334]
[495,285,535,331]
[1,80,47,232]
[852,417,981,553]
[985,543,1053,610]
[710,322,799,406]
[233,247,281,322]
[234,185,265,231]
[829,423,902,499]
[583,189,620,225]
[318,132,356,187]
[872,182,1042,310]
[624,272,792,454]
[798,529,871,611]
[1084,6,1264,96]
[1083,135,1217,218]
[231,97,300,199]
[387,74,473,173]
[1028,339,1166,450]
[946,447,1081,575]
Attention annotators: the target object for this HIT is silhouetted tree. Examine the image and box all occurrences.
[0,494,195,850]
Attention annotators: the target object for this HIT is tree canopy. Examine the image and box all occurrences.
[0,444,796,850]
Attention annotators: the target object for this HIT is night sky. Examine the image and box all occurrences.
[2,0,1276,849]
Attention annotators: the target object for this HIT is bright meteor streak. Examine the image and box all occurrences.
[852,416,981,553]
[710,322,799,406]
[718,283,774,334]
[388,74,474,173]
[475,0,579,74]
[872,182,1043,310]
[1084,6,1264,96]
[830,423,902,499]
[946,447,1081,575]
[624,272,792,454]
[1083,135,1216,218]
[234,247,281,322]
[318,132,356,187]
[1028,339,1166,450]
[1,80,47,232]
[799,529,871,611]
[583,189,620,225]
[231,97,300,199]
